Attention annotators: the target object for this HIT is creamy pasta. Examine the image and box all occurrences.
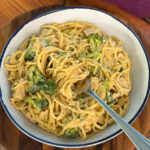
[4,21,131,139]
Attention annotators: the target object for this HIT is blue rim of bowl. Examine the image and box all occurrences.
[0,6,150,148]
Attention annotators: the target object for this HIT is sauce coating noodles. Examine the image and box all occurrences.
[4,21,131,139]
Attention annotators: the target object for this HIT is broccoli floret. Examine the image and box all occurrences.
[24,40,36,61]
[25,97,49,111]
[79,51,101,61]
[34,74,46,86]
[39,79,57,95]
[27,67,58,95]
[24,50,36,61]
[62,116,73,124]
[78,95,89,104]
[38,79,57,95]
[90,66,100,76]
[25,97,35,106]
[88,34,103,52]
[90,66,95,74]
[28,83,39,94]
[78,53,88,59]
[107,99,117,104]
[64,128,79,138]
[105,80,116,104]
[87,51,101,61]
[42,39,51,47]
[45,79,58,95]
[105,80,109,92]
[35,99,49,111]
[78,34,102,61]
[27,66,46,84]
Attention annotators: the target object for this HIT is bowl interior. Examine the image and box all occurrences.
[0,8,149,148]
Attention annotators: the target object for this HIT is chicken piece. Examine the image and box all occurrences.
[39,110,48,122]
[118,52,125,58]
[81,114,96,133]
[112,75,130,99]
[13,84,26,100]
[118,75,129,89]
[84,122,93,132]
[110,70,131,99]
[112,91,124,99]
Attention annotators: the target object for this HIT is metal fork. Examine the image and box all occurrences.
[76,79,150,150]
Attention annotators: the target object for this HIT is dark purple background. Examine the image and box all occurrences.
[104,0,150,17]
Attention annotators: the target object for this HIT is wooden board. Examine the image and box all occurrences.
[0,0,150,150]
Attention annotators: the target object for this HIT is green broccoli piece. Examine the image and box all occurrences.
[78,53,87,58]
[106,91,113,104]
[64,128,79,138]
[78,95,89,104]
[89,66,95,74]
[27,67,58,95]
[35,99,49,111]
[27,66,46,84]
[25,97,49,111]
[46,79,57,95]
[80,118,84,121]
[105,80,109,92]
[40,38,51,47]
[90,66,100,76]
[42,39,51,47]
[28,83,39,94]
[107,99,117,104]
[24,40,36,61]
[87,51,101,61]
[105,80,117,104]
[34,74,46,86]
[27,66,35,81]
[78,34,102,61]
[62,116,73,124]
[25,97,35,106]
[79,51,101,61]
[39,79,58,95]
[24,50,36,61]
[88,34,103,52]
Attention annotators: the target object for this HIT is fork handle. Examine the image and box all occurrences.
[87,88,150,150]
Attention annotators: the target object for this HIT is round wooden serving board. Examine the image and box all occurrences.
[0,0,149,150]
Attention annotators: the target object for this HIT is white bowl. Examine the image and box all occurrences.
[0,7,149,148]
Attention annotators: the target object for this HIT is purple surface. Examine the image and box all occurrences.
[103,0,150,18]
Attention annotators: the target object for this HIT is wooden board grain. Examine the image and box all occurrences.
[0,0,150,150]
[0,0,64,28]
